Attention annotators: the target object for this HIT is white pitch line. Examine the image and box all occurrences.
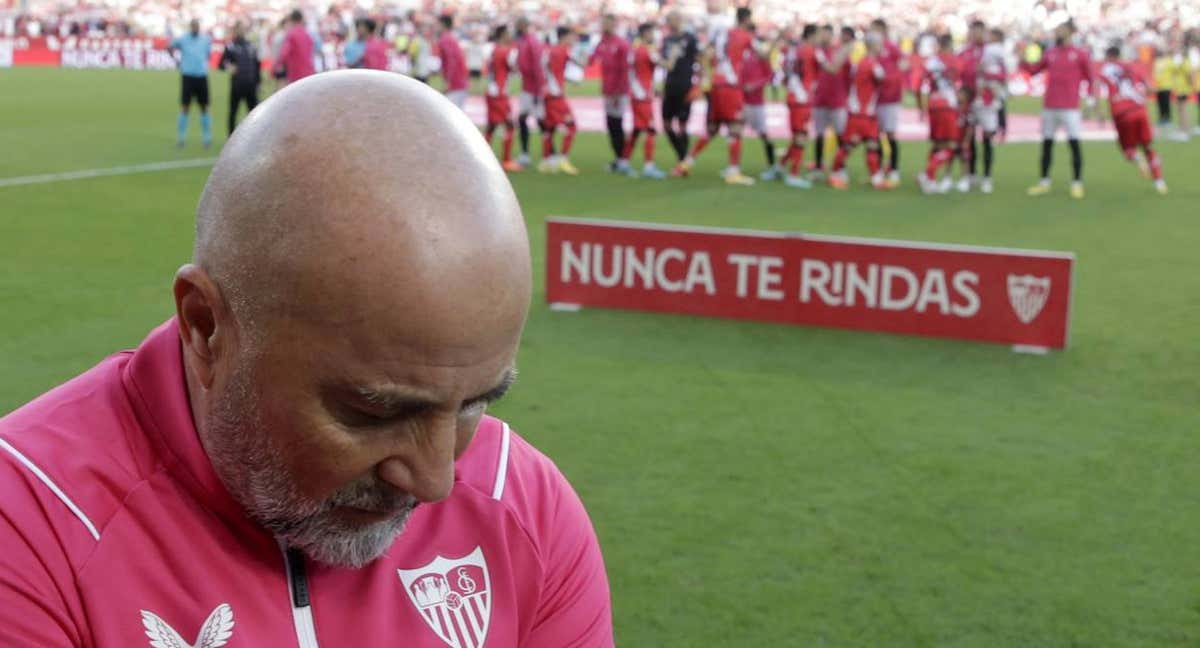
[0,157,217,189]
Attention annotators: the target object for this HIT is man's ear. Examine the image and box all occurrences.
[174,264,231,390]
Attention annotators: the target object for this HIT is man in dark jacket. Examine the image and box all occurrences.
[219,22,262,135]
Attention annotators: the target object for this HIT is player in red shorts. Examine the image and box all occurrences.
[484,25,522,172]
[916,34,963,194]
[829,32,888,190]
[538,26,581,175]
[673,7,757,185]
[1099,46,1167,194]
[780,24,818,188]
[620,22,667,179]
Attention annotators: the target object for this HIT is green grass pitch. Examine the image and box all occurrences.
[1,68,1198,646]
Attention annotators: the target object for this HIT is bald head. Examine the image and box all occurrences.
[176,72,531,567]
[194,70,529,347]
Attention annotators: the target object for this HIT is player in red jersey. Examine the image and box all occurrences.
[780,24,819,188]
[1099,46,1168,194]
[870,18,907,188]
[955,20,986,192]
[742,27,779,181]
[621,22,668,179]
[916,34,963,194]
[829,32,889,190]
[539,26,581,176]
[674,6,757,185]
[811,25,853,178]
[1021,20,1095,199]
[484,25,522,172]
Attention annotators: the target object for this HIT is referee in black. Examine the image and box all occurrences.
[219,22,261,135]
[660,10,698,164]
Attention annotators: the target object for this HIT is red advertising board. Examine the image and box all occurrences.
[546,218,1075,350]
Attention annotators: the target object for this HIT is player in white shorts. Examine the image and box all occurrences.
[970,28,1007,193]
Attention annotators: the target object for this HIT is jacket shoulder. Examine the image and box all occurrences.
[0,353,154,566]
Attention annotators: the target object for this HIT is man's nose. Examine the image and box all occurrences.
[375,414,457,503]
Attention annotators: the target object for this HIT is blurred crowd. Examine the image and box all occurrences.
[4,0,1200,45]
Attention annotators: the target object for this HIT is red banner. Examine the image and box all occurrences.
[546,218,1075,349]
[2,36,223,70]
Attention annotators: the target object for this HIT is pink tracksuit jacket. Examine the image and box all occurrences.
[0,320,613,647]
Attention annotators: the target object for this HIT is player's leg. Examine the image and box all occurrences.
[956,121,975,192]
[557,119,579,175]
[1066,109,1084,198]
[678,106,718,176]
[829,118,855,189]
[812,108,829,175]
[979,131,996,193]
[228,84,241,136]
[198,78,212,148]
[177,77,192,147]
[604,95,628,171]
[516,92,534,166]
[1175,92,1190,139]
[621,127,642,170]
[1028,110,1056,195]
[641,126,665,179]
[537,117,558,173]
[722,120,753,185]
[866,137,887,188]
[661,93,684,162]
[1156,89,1171,126]
[501,119,520,171]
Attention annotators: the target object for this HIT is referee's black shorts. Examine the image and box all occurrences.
[181,75,210,108]
[661,89,692,125]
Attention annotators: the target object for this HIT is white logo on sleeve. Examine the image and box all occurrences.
[398,547,492,648]
[1007,274,1052,324]
[140,603,234,648]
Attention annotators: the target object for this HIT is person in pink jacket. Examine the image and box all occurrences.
[436,14,470,108]
[1021,19,1095,199]
[275,9,316,85]
[0,71,613,648]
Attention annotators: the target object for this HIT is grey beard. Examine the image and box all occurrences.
[204,362,416,568]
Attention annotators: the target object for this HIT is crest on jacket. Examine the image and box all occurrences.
[141,603,234,648]
[398,547,492,648]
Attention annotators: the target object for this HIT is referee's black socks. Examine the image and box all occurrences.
[1039,138,1053,179]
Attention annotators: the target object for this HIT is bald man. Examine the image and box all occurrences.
[0,71,613,648]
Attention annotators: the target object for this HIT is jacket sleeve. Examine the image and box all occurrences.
[0,506,83,646]
[522,465,613,647]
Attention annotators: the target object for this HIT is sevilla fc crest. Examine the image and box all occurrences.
[1007,274,1052,324]
[398,547,492,648]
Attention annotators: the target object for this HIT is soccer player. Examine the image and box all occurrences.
[218,21,259,136]
[539,26,581,176]
[590,14,632,174]
[514,17,545,168]
[674,6,757,186]
[660,11,699,165]
[955,20,987,192]
[742,30,779,181]
[168,19,212,148]
[0,72,614,647]
[435,14,469,109]
[621,22,668,179]
[1099,46,1168,194]
[274,10,315,86]
[779,24,818,188]
[971,28,1008,193]
[870,19,905,188]
[916,34,963,194]
[829,32,888,190]
[484,25,522,172]
[811,25,851,179]
[1022,20,1094,199]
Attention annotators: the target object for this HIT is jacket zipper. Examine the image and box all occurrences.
[281,544,321,648]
